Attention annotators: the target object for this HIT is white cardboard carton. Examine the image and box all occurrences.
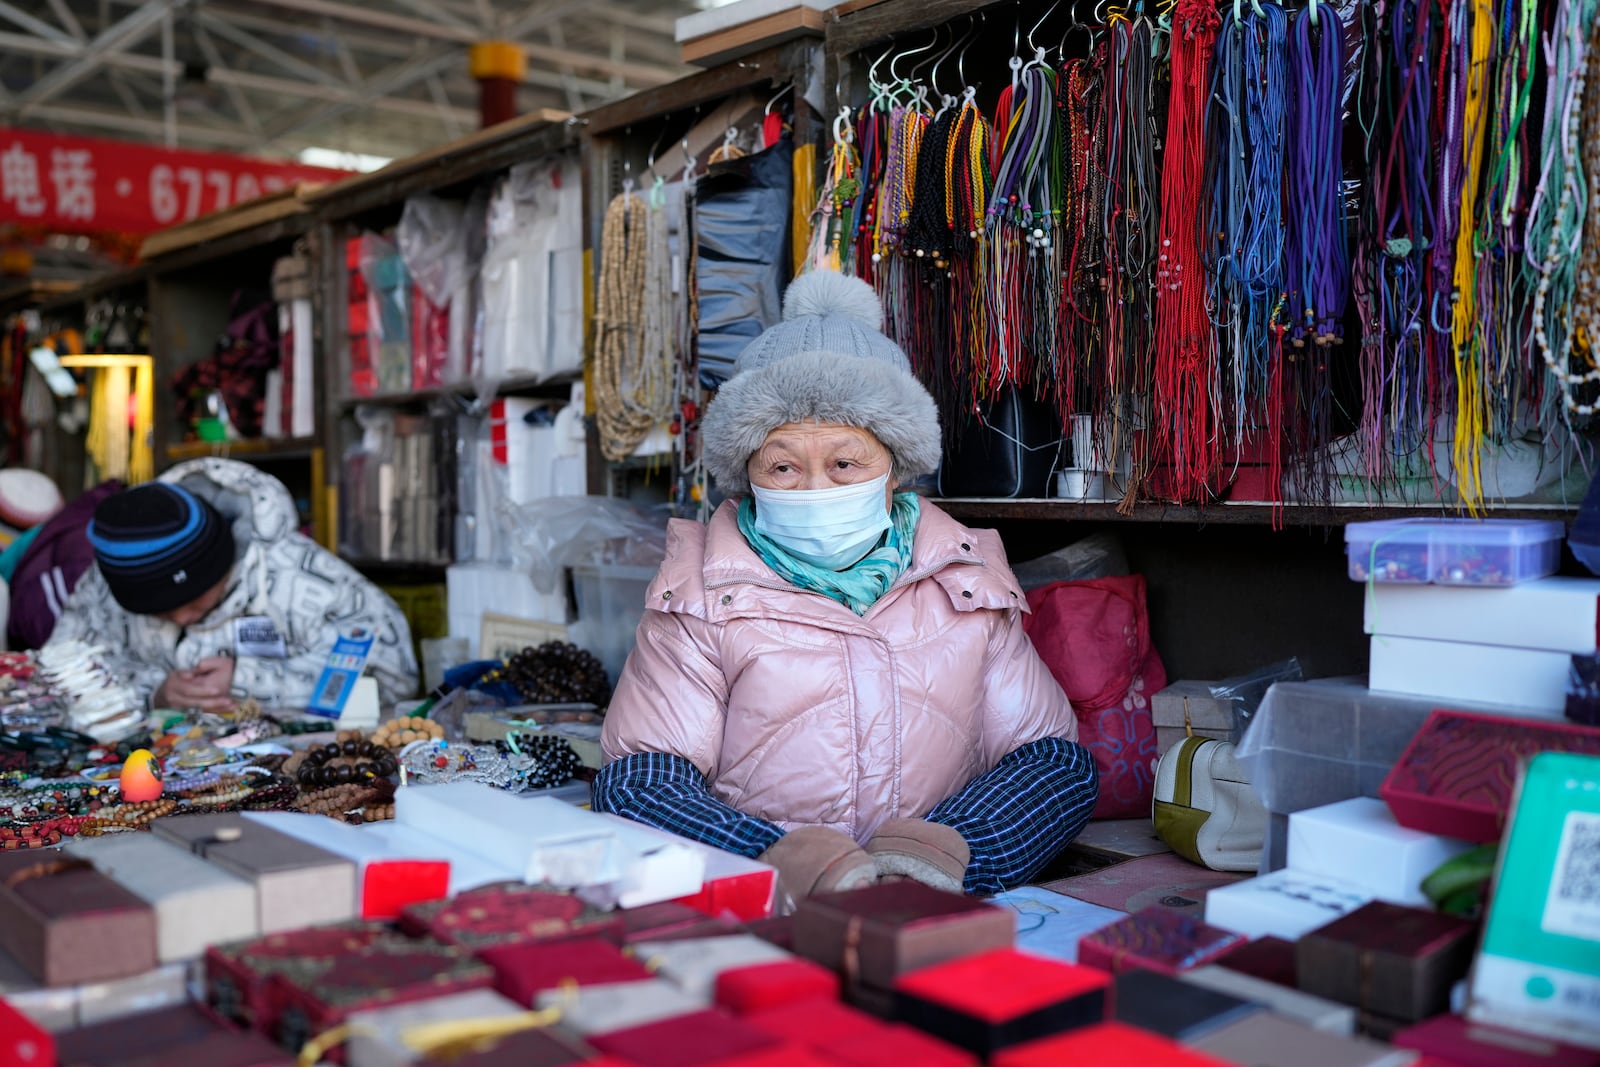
[1364,577,1600,653]
[1286,798,1474,908]
[395,783,703,907]
[1205,868,1374,941]
[1368,635,1570,716]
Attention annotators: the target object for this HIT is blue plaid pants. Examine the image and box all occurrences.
[591,736,1098,894]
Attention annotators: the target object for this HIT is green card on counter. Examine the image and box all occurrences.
[1469,751,1600,1051]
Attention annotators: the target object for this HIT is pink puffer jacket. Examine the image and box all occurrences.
[600,499,1077,843]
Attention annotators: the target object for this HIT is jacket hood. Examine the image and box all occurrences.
[160,457,300,561]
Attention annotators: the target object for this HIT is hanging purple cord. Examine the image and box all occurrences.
[1287,5,1349,346]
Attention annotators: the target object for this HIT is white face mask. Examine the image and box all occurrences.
[750,474,892,571]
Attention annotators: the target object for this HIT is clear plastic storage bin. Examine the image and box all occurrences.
[568,564,657,686]
[1345,518,1564,587]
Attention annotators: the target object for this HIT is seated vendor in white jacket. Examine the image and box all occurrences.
[44,457,418,711]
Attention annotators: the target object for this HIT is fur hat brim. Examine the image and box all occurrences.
[700,349,942,493]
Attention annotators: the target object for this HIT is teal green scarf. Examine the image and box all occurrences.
[737,491,920,616]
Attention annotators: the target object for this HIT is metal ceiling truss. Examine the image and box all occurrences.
[0,0,694,161]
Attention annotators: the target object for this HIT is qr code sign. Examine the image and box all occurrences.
[1542,811,1600,941]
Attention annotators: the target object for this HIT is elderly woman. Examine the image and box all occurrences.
[593,271,1097,901]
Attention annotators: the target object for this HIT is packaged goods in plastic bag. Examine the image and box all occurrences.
[1210,659,1304,743]
[399,194,476,389]
[507,496,669,595]
[358,233,413,396]
[480,156,583,385]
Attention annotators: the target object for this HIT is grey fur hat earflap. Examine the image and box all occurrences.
[700,271,941,494]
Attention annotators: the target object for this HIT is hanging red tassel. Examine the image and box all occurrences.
[1151,0,1222,503]
[763,110,784,149]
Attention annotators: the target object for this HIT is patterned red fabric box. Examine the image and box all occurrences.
[745,998,887,1048]
[715,959,840,1015]
[818,1024,977,1067]
[993,1021,1235,1067]
[399,884,621,950]
[589,1009,781,1067]
[201,922,391,1034]
[1394,1015,1600,1067]
[892,948,1108,1056]
[478,937,651,1007]
[1296,903,1479,1022]
[264,937,492,1061]
[1380,710,1600,841]
[1078,907,1245,976]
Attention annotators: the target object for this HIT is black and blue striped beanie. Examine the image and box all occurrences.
[87,483,233,615]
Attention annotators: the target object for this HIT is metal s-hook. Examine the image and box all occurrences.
[1027,0,1063,53]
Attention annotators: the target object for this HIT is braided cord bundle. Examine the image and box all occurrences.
[1207,3,1289,478]
[1282,4,1347,502]
[1447,0,1498,510]
[1152,0,1221,503]
[1106,16,1163,507]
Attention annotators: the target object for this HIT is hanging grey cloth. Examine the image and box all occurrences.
[693,137,793,387]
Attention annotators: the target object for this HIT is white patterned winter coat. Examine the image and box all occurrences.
[46,458,418,708]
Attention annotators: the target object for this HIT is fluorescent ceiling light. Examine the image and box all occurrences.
[298,147,392,173]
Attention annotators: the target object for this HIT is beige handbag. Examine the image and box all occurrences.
[1152,735,1267,872]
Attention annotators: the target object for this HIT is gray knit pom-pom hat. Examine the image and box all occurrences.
[699,270,942,494]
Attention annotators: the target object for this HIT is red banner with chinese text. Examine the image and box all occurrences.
[0,127,350,235]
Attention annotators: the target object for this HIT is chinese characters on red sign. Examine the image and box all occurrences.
[0,127,350,235]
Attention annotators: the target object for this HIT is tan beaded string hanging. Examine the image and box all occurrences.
[595,189,670,460]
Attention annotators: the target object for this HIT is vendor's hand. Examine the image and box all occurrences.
[154,657,236,711]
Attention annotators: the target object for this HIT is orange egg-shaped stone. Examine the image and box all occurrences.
[119,749,164,802]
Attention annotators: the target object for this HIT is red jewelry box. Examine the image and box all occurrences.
[264,937,493,1060]
[201,922,391,1034]
[715,958,840,1015]
[0,997,51,1067]
[1295,902,1478,1022]
[0,852,157,988]
[1078,906,1245,977]
[477,936,652,1007]
[1215,935,1299,988]
[892,948,1108,1056]
[1393,1015,1600,1067]
[613,901,742,945]
[1379,710,1600,841]
[745,997,887,1048]
[589,1008,781,1067]
[818,1023,978,1067]
[792,883,1014,1012]
[684,1049,842,1067]
[399,883,622,950]
[992,1021,1234,1067]
[52,1004,292,1067]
